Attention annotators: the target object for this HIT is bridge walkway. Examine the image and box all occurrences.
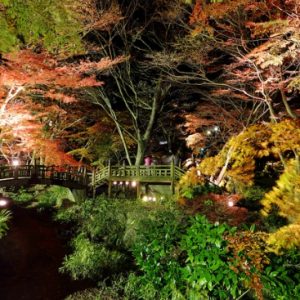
[92,161,185,198]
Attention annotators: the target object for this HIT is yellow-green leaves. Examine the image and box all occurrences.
[262,159,300,253]
[0,0,84,55]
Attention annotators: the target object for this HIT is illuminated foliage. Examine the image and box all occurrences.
[226,231,269,300]
[199,119,300,187]
[262,159,300,253]
[0,0,84,55]
[0,209,11,238]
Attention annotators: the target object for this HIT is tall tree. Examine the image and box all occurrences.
[85,0,188,165]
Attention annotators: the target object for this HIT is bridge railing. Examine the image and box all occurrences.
[93,164,185,186]
[0,165,88,185]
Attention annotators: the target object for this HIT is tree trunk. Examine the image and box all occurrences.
[215,146,234,186]
[280,88,297,119]
[135,141,145,166]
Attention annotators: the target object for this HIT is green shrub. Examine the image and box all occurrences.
[242,186,266,203]
[59,198,131,280]
[130,213,252,299]
[239,185,267,211]
[58,196,299,300]
[60,233,128,280]
[58,197,181,281]
[180,215,246,299]
[131,209,187,299]
[262,249,300,299]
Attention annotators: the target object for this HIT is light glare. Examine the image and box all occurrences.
[12,159,20,166]
[0,199,8,207]
[228,200,234,207]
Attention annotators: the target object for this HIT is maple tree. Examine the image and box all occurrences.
[82,0,192,165]
[0,0,126,165]
[161,0,300,155]
[187,0,300,122]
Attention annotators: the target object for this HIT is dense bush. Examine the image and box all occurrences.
[57,198,132,280]
[8,186,75,209]
[130,214,254,299]
[57,197,181,281]
[262,249,300,299]
[59,196,299,300]
[178,167,222,200]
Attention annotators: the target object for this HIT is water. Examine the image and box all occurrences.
[0,205,92,300]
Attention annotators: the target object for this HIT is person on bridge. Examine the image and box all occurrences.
[144,155,152,166]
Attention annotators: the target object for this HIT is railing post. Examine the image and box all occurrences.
[50,165,55,179]
[13,166,19,179]
[171,158,175,194]
[122,160,126,176]
[83,166,87,185]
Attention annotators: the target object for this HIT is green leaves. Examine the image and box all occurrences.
[130,212,250,299]
[261,250,300,299]
[0,0,83,55]
[180,215,241,299]
[0,209,11,238]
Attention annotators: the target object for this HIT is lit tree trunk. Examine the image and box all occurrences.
[0,85,24,162]
[280,87,297,119]
[134,86,160,166]
[135,139,145,166]
[0,85,24,119]
[214,145,234,186]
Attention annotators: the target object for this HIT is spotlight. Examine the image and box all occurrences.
[12,159,20,167]
[0,199,8,207]
[113,181,118,185]
[131,181,137,187]
[228,200,234,207]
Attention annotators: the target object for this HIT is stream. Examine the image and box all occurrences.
[0,205,92,300]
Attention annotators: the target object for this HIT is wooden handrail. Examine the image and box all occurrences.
[0,164,185,193]
[0,164,88,186]
[93,164,184,186]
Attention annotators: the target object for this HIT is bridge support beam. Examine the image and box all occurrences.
[136,181,141,199]
[108,180,112,198]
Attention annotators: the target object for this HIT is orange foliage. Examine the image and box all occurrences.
[180,193,249,226]
[0,49,125,165]
[226,231,270,300]
[0,50,125,93]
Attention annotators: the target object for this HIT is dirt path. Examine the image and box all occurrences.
[0,206,92,300]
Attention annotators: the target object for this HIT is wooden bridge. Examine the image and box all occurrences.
[0,164,88,189]
[0,162,185,198]
[92,161,185,197]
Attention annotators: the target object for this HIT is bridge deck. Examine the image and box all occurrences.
[0,163,185,198]
[0,165,88,189]
[93,163,185,197]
